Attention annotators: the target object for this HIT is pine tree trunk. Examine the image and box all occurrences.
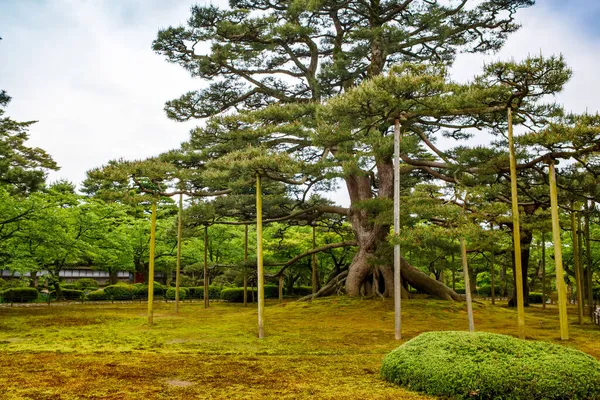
[343,164,460,301]
[509,227,532,307]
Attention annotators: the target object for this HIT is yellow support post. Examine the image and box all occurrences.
[175,193,183,314]
[311,223,318,297]
[204,225,209,309]
[507,107,526,339]
[256,174,265,339]
[549,161,569,340]
[571,209,584,325]
[148,201,157,326]
[244,224,248,307]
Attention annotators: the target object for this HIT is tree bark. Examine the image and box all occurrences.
[509,227,532,307]
[344,160,460,301]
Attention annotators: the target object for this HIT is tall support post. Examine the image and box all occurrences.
[175,193,183,313]
[577,213,585,319]
[393,118,402,340]
[490,222,496,305]
[549,161,569,340]
[571,210,584,324]
[542,232,546,310]
[460,237,475,332]
[585,202,594,319]
[311,223,318,296]
[244,224,248,307]
[256,174,265,339]
[204,225,209,309]
[507,107,526,339]
[147,201,157,326]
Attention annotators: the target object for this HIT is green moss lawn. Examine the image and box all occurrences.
[0,298,598,399]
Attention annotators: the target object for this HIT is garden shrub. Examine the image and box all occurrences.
[381,331,600,400]
[166,287,188,300]
[74,278,99,291]
[594,286,599,300]
[476,285,491,297]
[1,287,39,303]
[185,286,223,300]
[103,284,134,300]
[221,287,255,302]
[61,283,77,290]
[56,289,84,300]
[220,286,281,302]
[454,287,466,295]
[86,289,108,301]
[528,292,544,304]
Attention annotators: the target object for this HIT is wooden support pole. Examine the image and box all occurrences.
[460,238,475,332]
[244,224,248,308]
[585,202,594,320]
[507,107,526,339]
[204,225,209,309]
[549,161,569,340]
[147,201,157,326]
[571,210,584,324]
[175,193,183,313]
[311,224,318,297]
[256,174,265,339]
[490,222,496,305]
[542,232,546,310]
[394,118,402,340]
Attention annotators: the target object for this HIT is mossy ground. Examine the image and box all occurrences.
[0,297,598,399]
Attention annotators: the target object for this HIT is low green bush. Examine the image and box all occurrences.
[56,289,84,300]
[74,278,99,291]
[1,287,39,303]
[594,286,599,300]
[103,284,134,300]
[381,331,600,400]
[61,283,77,290]
[184,286,222,300]
[220,285,281,302]
[528,292,544,304]
[86,289,108,301]
[476,285,491,297]
[166,287,188,300]
[221,287,255,302]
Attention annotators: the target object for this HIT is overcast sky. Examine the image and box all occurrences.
[1,0,599,206]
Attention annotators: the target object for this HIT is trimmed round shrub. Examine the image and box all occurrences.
[593,286,599,301]
[221,287,253,302]
[57,289,83,300]
[61,283,77,290]
[166,287,188,300]
[381,331,600,400]
[1,287,39,303]
[103,284,134,300]
[528,292,544,304]
[186,287,204,299]
[264,285,279,299]
[74,278,99,291]
[476,285,491,297]
[86,289,108,301]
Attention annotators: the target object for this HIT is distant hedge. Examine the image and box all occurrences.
[74,278,99,291]
[1,287,39,303]
[184,286,222,300]
[51,289,84,301]
[103,284,134,300]
[221,285,280,302]
[528,292,544,304]
[86,289,108,301]
[166,287,189,300]
[381,331,600,400]
[290,286,312,296]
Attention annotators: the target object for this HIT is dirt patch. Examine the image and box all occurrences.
[166,379,194,387]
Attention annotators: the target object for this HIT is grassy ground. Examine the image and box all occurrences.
[0,297,598,399]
